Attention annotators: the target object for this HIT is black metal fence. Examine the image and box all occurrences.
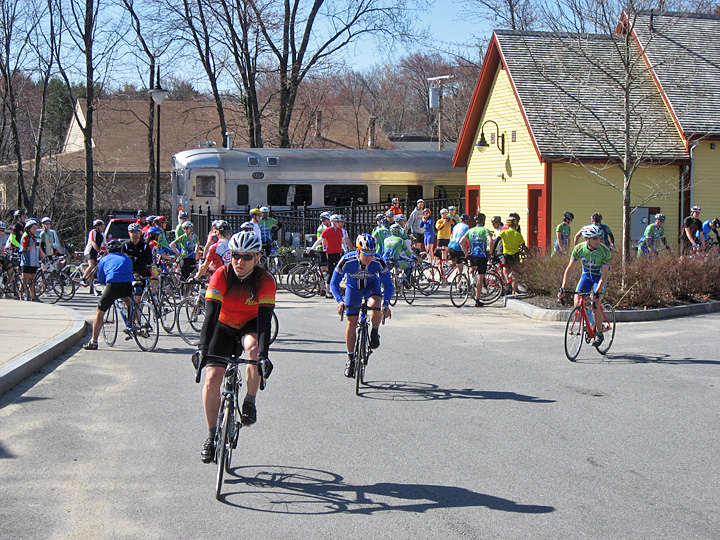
[189,196,464,249]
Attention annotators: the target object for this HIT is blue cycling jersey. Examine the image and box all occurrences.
[330,251,393,306]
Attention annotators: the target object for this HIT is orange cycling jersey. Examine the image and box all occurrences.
[206,265,276,330]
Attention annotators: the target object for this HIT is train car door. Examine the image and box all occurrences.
[190,169,224,214]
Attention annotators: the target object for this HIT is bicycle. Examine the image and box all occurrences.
[140,274,178,334]
[287,251,326,298]
[100,291,160,351]
[15,262,64,303]
[192,351,269,500]
[388,259,416,306]
[341,298,385,396]
[561,289,616,361]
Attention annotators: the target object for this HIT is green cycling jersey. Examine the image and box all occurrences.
[570,242,612,278]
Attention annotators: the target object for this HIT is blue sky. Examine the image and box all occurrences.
[343,0,492,70]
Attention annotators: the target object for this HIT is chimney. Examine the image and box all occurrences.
[649,10,654,33]
[368,116,377,149]
[314,110,322,139]
[225,131,234,149]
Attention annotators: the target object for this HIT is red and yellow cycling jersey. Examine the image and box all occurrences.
[206,265,276,330]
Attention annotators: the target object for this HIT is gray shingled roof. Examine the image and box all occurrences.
[633,11,720,137]
[495,30,689,162]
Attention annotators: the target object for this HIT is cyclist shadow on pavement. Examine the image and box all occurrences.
[356,381,556,403]
[580,353,720,365]
[220,465,555,515]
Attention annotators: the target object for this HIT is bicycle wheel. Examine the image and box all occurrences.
[403,275,416,304]
[596,303,616,355]
[287,266,320,298]
[564,306,585,362]
[355,324,367,396]
[450,273,470,308]
[101,302,119,347]
[390,273,399,307]
[156,290,177,334]
[214,403,230,500]
[224,405,237,474]
[270,310,279,344]
[416,264,440,295]
[59,270,76,300]
[133,300,159,351]
[480,272,503,305]
[177,297,205,346]
[33,272,48,301]
[43,271,64,304]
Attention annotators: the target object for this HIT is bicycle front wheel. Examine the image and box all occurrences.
[42,271,64,303]
[133,301,159,351]
[403,276,416,304]
[270,310,279,344]
[480,272,503,305]
[450,273,470,308]
[214,404,231,500]
[416,264,440,295]
[564,306,585,361]
[355,324,367,396]
[177,297,204,346]
[101,302,119,347]
[596,303,616,355]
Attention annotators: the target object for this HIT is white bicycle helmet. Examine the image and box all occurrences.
[228,231,262,253]
[240,221,255,231]
[654,213,666,222]
[390,223,403,236]
[93,219,104,227]
[320,211,332,220]
[41,216,52,224]
[215,220,231,234]
[260,206,270,213]
[128,223,142,233]
[580,224,601,238]
[394,214,406,223]
[0,221,6,229]
[330,214,345,222]
[181,220,194,229]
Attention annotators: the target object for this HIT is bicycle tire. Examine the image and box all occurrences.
[416,264,440,295]
[133,301,159,352]
[156,289,177,334]
[270,310,279,344]
[32,271,48,301]
[177,296,205,346]
[101,302,119,347]
[403,276,416,304]
[44,271,64,304]
[59,270,76,300]
[564,306,585,361]
[390,272,399,307]
[214,404,230,500]
[480,272,503,305]
[224,406,237,474]
[450,273,470,308]
[287,266,320,298]
[596,303,616,354]
[355,323,367,396]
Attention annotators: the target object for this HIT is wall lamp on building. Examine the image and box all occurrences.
[475,120,505,155]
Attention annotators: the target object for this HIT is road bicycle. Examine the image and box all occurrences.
[388,259,415,306]
[286,251,326,298]
[341,298,385,396]
[14,261,64,303]
[192,351,269,500]
[100,293,160,351]
[561,289,616,361]
[140,274,178,334]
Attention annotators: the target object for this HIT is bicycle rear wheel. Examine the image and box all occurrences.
[156,289,177,334]
[59,270,76,300]
[596,303,616,354]
[43,271,64,304]
[270,310,279,344]
[403,275,416,304]
[177,296,205,346]
[214,403,231,500]
[355,323,368,396]
[416,264,440,295]
[480,272,503,305]
[101,303,119,347]
[564,306,585,361]
[133,301,159,351]
[450,273,470,307]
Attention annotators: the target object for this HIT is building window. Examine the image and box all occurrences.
[236,185,249,205]
[248,156,260,167]
[267,184,312,206]
[196,174,216,197]
[380,185,423,203]
[324,185,368,206]
[512,131,516,142]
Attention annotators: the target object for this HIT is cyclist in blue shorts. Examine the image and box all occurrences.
[559,224,611,347]
[330,233,393,378]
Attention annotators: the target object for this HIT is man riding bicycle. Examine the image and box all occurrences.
[330,233,393,378]
[559,225,611,348]
[197,231,276,463]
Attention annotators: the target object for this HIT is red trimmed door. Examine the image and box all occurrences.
[527,184,547,253]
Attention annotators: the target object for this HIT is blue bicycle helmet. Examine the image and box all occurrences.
[355,233,377,252]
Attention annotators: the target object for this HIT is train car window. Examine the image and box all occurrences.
[380,185,423,203]
[434,185,464,199]
[196,174,217,197]
[324,185,368,206]
[237,185,249,205]
[174,170,186,196]
[267,157,279,166]
[267,184,312,206]
[248,157,260,167]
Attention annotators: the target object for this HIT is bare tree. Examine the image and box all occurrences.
[457,0,539,30]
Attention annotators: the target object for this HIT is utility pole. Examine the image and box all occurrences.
[428,75,453,150]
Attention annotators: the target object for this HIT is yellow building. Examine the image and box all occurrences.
[454,12,720,253]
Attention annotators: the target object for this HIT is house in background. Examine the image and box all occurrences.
[454,11,720,252]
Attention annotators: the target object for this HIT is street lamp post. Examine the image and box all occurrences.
[149,67,167,215]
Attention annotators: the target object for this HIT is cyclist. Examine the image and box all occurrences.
[372,217,392,257]
[420,208,436,263]
[637,213,671,258]
[123,223,153,301]
[448,206,461,225]
[83,240,133,350]
[680,205,705,257]
[574,213,614,249]
[197,230,275,462]
[393,214,411,250]
[447,213,470,276]
[435,208,453,259]
[314,211,332,295]
[20,219,45,301]
[9,209,27,251]
[331,233,393,378]
[383,224,415,286]
[498,218,526,295]
[702,218,720,256]
[81,219,105,285]
[461,213,494,307]
[136,210,149,235]
[170,221,201,279]
[258,206,281,256]
[307,214,351,298]
[174,211,189,238]
[39,217,64,257]
[552,211,574,257]
[194,220,232,280]
[559,224,611,348]
[370,213,385,237]
[248,208,263,240]
[406,199,426,250]
[202,220,220,259]
[388,197,403,215]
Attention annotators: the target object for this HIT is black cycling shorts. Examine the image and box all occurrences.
[468,256,488,274]
[448,249,465,262]
[206,320,257,367]
[21,265,38,275]
[98,281,133,312]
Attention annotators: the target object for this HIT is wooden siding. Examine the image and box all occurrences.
[551,163,682,248]
[690,141,720,220]
[466,64,545,223]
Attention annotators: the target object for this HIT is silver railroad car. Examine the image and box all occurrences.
[171,147,465,215]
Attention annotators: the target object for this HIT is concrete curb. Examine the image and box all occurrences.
[504,297,720,322]
[0,305,88,395]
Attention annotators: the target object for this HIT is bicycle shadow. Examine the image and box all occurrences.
[356,381,556,403]
[598,353,720,365]
[219,465,556,515]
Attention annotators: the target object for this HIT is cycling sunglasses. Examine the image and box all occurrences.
[360,250,375,257]
[231,253,256,261]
